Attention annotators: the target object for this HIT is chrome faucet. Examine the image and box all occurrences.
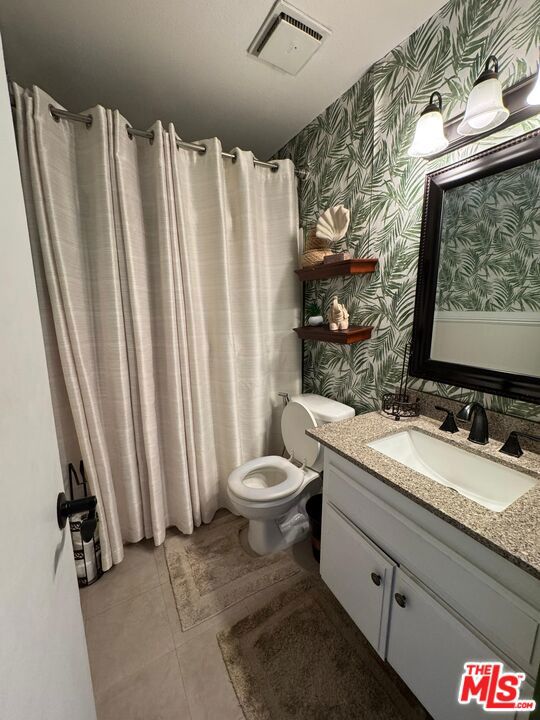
[457,402,489,445]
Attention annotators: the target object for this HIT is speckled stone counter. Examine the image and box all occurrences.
[308,412,540,579]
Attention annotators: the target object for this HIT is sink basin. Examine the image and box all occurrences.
[368,430,536,512]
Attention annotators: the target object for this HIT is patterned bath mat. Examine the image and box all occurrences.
[165,513,302,630]
[217,575,427,720]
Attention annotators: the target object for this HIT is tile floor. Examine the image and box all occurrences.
[81,526,318,720]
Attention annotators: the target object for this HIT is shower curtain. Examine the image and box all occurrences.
[13,85,301,570]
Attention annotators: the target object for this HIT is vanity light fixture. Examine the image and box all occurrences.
[526,58,540,105]
[457,55,509,135]
[408,91,449,157]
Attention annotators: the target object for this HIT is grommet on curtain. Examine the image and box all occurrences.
[48,104,93,129]
[253,158,279,172]
[49,104,60,122]
[231,151,238,163]
[126,125,155,145]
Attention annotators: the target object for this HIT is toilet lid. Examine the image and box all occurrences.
[281,401,320,468]
[228,456,304,502]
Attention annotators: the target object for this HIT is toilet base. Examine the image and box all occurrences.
[247,517,310,555]
[247,505,311,555]
[248,519,287,555]
[228,474,322,555]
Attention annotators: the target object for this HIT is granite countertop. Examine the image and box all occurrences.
[308,412,540,579]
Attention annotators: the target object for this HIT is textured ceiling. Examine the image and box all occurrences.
[0,0,446,158]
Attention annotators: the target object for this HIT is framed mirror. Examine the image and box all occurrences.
[410,128,540,404]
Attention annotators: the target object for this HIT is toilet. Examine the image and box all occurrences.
[227,393,354,555]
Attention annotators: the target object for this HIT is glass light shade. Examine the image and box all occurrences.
[458,76,509,136]
[408,108,449,157]
[527,64,540,105]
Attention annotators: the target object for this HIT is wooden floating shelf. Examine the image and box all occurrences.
[294,324,373,345]
[295,257,378,281]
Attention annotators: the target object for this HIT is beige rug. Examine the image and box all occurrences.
[217,576,427,720]
[165,513,302,630]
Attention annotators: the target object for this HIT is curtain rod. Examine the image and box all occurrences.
[12,97,307,179]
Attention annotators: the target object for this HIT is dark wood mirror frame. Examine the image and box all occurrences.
[410,127,540,405]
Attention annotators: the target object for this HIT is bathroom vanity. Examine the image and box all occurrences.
[309,413,539,720]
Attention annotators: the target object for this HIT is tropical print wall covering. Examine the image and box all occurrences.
[437,160,540,312]
[276,0,540,421]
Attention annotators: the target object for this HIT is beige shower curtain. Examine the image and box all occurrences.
[13,85,301,570]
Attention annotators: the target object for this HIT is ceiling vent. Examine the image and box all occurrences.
[248,1,330,76]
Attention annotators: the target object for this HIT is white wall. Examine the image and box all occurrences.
[0,35,96,720]
[431,311,540,377]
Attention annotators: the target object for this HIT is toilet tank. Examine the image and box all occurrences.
[282,394,355,471]
[292,393,355,424]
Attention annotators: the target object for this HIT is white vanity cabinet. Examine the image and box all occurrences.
[320,449,539,720]
[388,568,515,719]
[320,503,395,655]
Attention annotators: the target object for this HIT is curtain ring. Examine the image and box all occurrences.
[126,123,134,140]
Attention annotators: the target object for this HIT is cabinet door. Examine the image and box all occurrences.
[387,568,518,720]
[320,502,396,656]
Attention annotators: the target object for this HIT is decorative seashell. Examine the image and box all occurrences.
[315,206,350,244]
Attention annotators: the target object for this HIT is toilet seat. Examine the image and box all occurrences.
[227,456,304,502]
[281,401,319,468]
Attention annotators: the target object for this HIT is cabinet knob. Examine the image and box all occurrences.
[394,592,407,608]
[370,572,382,586]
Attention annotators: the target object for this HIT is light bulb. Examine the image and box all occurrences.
[457,56,509,136]
[468,110,498,129]
[408,92,449,158]
[527,63,540,105]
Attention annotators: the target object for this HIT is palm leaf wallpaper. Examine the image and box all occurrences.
[437,160,540,312]
[276,0,540,422]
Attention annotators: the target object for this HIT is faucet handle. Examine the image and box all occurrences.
[499,431,540,459]
[435,406,459,434]
[499,432,523,458]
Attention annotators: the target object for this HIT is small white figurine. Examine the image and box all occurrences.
[327,296,349,331]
